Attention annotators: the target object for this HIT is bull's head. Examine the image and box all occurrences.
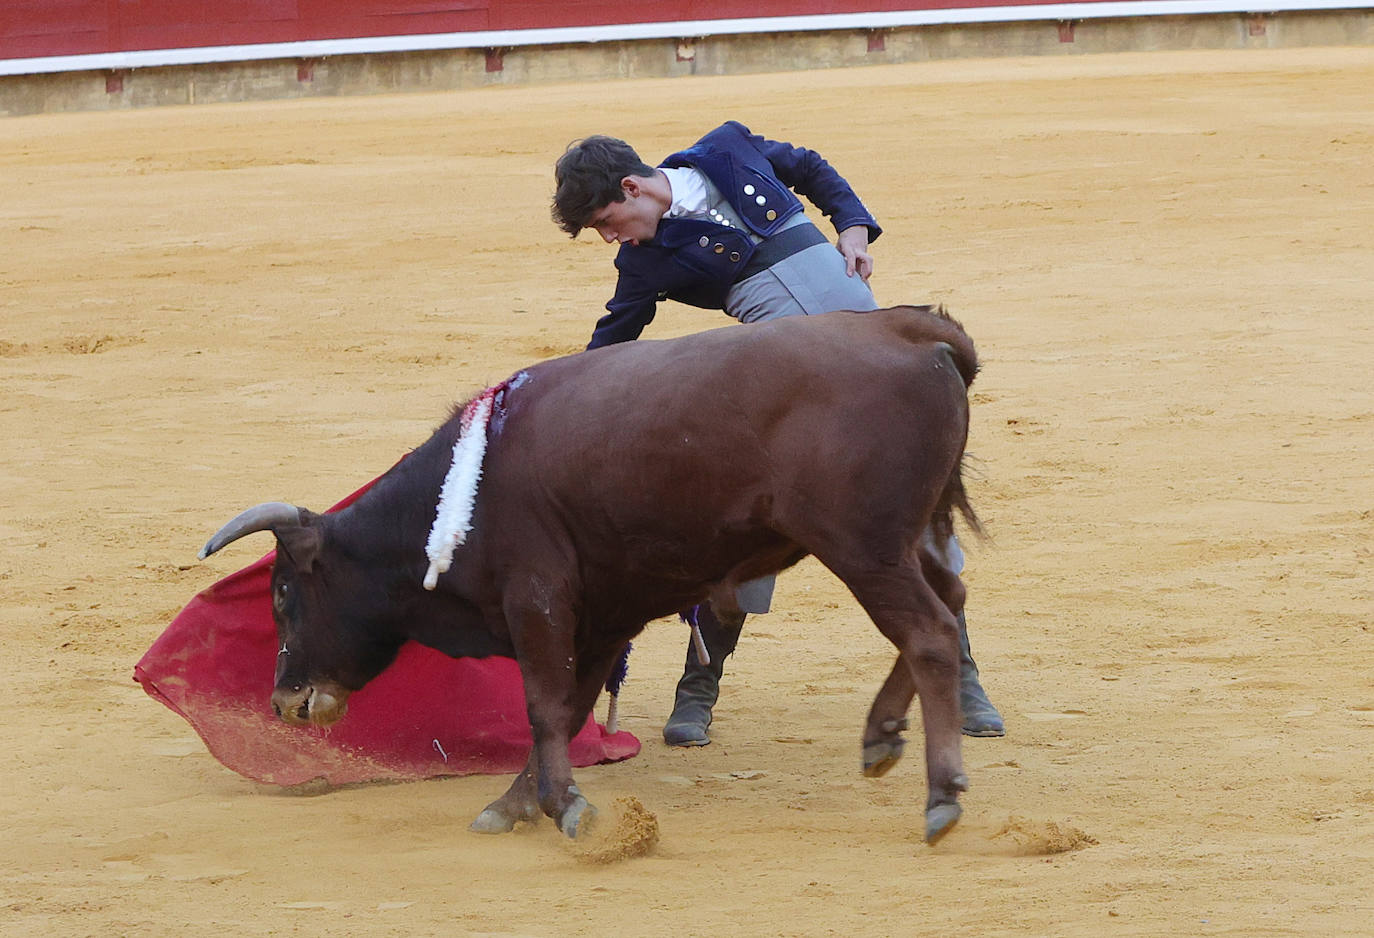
[200,503,407,728]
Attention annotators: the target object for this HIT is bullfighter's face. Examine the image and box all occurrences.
[587,175,662,247]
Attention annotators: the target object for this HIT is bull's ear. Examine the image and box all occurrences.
[276,511,324,572]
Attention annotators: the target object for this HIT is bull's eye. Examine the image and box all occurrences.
[273,582,289,611]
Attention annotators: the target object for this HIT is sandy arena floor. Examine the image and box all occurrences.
[2,45,1372,937]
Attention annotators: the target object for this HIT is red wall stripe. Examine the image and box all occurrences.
[1,0,1150,61]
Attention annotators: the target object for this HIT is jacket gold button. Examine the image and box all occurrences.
[730,251,741,262]
[699,236,709,247]
[713,243,724,254]
[766,210,777,221]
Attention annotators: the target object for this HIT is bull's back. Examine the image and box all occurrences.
[537,305,973,410]
[489,306,972,511]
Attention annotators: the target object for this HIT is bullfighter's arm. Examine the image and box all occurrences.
[587,265,661,349]
[731,120,883,244]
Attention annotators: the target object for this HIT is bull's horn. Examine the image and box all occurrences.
[199,502,302,559]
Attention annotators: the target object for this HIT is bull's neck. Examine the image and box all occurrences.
[326,423,504,656]
[331,425,459,577]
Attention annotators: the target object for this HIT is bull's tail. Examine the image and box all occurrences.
[929,455,984,545]
[928,311,983,544]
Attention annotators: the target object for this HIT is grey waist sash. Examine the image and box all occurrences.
[737,223,828,282]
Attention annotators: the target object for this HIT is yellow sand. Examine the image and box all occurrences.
[2,46,1371,937]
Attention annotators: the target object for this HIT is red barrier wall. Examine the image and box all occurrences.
[2,0,1125,61]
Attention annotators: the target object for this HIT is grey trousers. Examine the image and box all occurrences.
[726,223,879,324]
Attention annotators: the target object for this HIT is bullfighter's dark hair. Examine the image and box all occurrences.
[551,135,655,237]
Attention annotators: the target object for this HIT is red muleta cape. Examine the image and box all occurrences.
[134,477,640,786]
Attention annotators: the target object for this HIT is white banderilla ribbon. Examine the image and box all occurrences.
[423,390,495,590]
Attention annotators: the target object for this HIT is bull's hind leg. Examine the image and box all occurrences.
[862,660,916,778]
[835,562,968,844]
[861,540,968,779]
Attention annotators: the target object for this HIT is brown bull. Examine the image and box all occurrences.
[200,305,983,844]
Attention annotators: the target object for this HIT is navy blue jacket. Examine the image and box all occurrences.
[587,121,882,349]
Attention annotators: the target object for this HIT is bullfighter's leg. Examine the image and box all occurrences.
[663,600,746,747]
[925,530,1005,737]
[828,558,968,844]
[955,611,1005,737]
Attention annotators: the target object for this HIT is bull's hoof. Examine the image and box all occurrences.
[469,807,518,835]
[861,739,905,778]
[558,790,597,839]
[862,718,909,777]
[924,803,963,845]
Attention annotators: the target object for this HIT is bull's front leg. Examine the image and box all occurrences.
[470,756,540,834]
[469,637,629,837]
[498,587,630,839]
[529,691,595,841]
[506,606,587,837]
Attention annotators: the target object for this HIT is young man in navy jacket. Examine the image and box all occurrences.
[552,121,1004,746]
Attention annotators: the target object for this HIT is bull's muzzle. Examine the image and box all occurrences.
[271,683,349,727]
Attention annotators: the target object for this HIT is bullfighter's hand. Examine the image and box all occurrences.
[837,226,874,282]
